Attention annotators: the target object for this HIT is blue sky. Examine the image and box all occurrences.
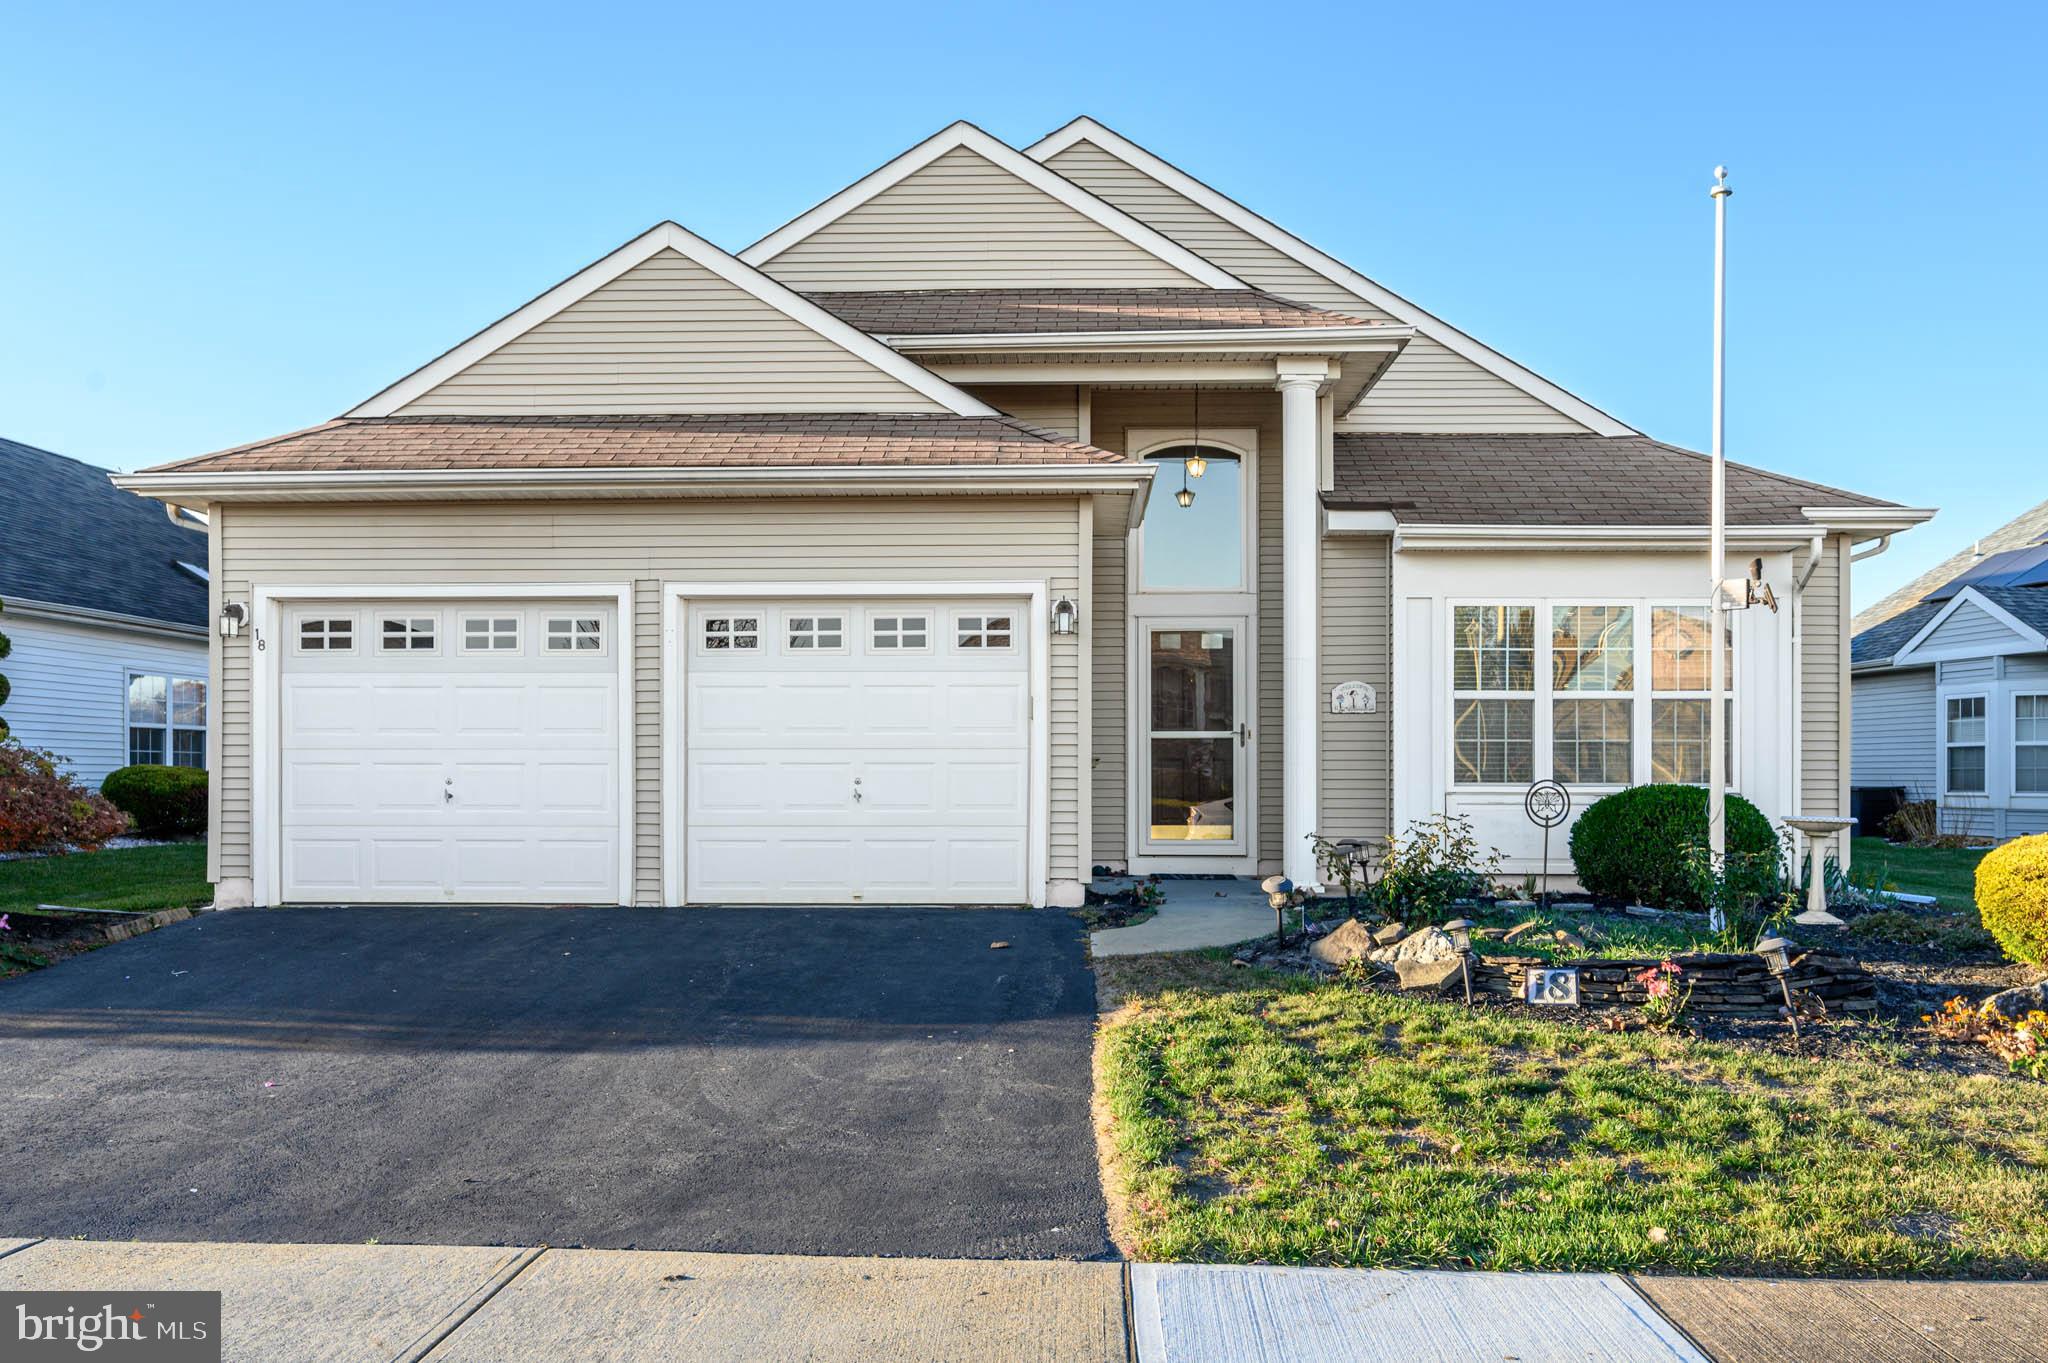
[5,0,2041,610]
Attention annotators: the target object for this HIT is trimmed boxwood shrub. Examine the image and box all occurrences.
[1977,833,2048,966]
[101,764,208,839]
[1568,783,1776,912]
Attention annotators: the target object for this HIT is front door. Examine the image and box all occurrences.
[1140,621,1248,861]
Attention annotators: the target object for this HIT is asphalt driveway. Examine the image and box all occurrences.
[0,906,1110,1260]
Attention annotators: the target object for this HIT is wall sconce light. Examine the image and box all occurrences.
[1051,596,1079,636]
[219,602,248,638]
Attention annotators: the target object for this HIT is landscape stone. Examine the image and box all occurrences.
[1371,926,1457,965]
[1553,931,1588,951]
[1370,922,1407,946]
[1624,905,1666,918]
[1309,919,1378,968]
[1980,979,2048,1021]
[1395,957,1468,992]
[1473,927,1508,941]
[1502,921,1543,943]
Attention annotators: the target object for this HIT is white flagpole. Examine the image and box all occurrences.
[1708,165,1731,932]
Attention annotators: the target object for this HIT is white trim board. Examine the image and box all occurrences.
[1024,117,1636,437]
[661,580,1052,909]
[738,120,1244,290]
[345,221,996,419]
[248,582,636,908]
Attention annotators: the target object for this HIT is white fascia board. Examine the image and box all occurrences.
[886,325,1411,354]
[738,120,1244,290]
[1324,509,1399,534]
[1890,586,2048,665]
[111,462,1154,503]
[346,221,995,419]
[1025,118,1636,438]
[1389,522,1827,552]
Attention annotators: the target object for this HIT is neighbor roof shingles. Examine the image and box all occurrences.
[140,414,1130,475]
[803,288,1378,336]
[1329,434,1899,527]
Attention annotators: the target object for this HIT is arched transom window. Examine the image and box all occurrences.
[1140,445,1244,591]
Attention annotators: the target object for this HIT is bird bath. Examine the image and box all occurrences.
[1783,815,1858,926]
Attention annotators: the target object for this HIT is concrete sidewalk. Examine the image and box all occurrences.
[5,1236,2045,1362]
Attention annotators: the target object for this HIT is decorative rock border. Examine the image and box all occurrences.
[1472,949,1876,1018]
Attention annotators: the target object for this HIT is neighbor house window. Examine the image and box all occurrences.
[380,616,437,652]
[1551,605,1633,784]
[956,614,1014,650]
[128,672,206,769]
[2016,695,2048,794]
[1451,605,1534,784]
[296,617,353,651]
[871,614,928,650]
[549,615,608,652]
[461,616,521,653]
[1649,605,1734,784]
[700,616,755,651]
[1139,446,1244,591]
[1947,695,1987,794]
[786,614,844,651]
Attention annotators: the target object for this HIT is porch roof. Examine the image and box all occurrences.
[1328,433,1901,527]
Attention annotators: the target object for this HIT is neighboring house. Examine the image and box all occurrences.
[1,435,211,786]
[1852,513,2048,842]
[112,118,1930,909]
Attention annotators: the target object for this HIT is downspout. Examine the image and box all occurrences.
[1850,533,1893,563]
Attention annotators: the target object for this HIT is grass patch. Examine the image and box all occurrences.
[1469,910,1707,963]
[1852,837,1988,911]
[1098,959,2048,1275]
[0,843,210,915]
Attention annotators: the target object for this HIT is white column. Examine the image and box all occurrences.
[1278,361,1329,887]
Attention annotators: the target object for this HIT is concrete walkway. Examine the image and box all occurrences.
[6,1236,2046,1362]
[1089,875,1275,956]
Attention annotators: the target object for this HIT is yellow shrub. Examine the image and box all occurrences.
[1976,833,2048,966]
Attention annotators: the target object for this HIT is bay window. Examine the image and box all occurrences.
[128,672,207,769]
[2018,695,2048,795]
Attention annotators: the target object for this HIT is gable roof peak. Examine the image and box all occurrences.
[346,219,995,420]
[739,120,1243,290]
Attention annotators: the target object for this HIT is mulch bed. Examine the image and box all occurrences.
[0,905,198,979]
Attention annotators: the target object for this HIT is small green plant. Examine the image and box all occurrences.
[1133,878,1165,910]
[1309,833,1374,912]
[1569,784,1776,912]
[1682,834,1795,951]
[1925,998,2048,1080]
[100,765,208,839]
[1634,959,1693,1031]
[1368,813,1502,925]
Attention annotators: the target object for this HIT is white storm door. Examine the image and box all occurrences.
[278,600,622,904]
[685,601,1030,904]
[1140,620,1248,858]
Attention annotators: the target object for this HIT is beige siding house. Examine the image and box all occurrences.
[117,118,1929,909]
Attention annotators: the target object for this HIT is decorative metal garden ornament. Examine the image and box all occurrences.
[1522,779,1570,905]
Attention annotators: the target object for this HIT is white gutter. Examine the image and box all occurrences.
[0,595,207,640]
[1386,522,1842,552]
[886,325,1412,354]
[1799,505,1937,540]
[1851,534,1895,563]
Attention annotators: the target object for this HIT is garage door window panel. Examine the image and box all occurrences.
[871,614,930,652]
[787,614,846,653]
[956,614,1014,651]
[297,616,355,653]
[461,616,522,654]
[381,616,439,653]
[700,616,756,652]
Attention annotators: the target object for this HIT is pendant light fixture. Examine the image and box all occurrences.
[1186,386,1208,478]
[1175,463,1195,509]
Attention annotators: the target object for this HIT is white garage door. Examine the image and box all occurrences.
[685,600,1030,904]
[278,599,624,904]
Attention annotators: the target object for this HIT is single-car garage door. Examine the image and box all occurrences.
[685,599,1030,904]
[278,599,624,904]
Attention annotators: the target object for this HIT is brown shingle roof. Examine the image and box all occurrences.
[803,288,1377,336]
[1329,434,1898,526]
[143,414,1129,475]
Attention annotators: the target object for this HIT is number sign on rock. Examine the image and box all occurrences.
[1525,966,1581,1006]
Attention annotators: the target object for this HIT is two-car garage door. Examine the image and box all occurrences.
[273,594,1031,905]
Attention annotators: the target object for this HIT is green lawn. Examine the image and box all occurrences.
[0,843,211,915]
[1851,837,1988,911]
[1098,960,2048,1276]
[1469,908,1708,963]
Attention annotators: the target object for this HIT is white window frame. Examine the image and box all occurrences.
[2013,692,2048,796]
[548,613,611,655]
[784,611,849,654]
[1448,600,1539,788]
[126,670,208,769]
[1127,429,1259,597]
[1647,603,1736,788]
[379,614,440,654]
[868,611,932,653]
[250,586,634,909]
[459,614,523,654]
[696,614,758,655]
[294,613,357,653]
[1943,692,1989,796]
[954,611,1018,652]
